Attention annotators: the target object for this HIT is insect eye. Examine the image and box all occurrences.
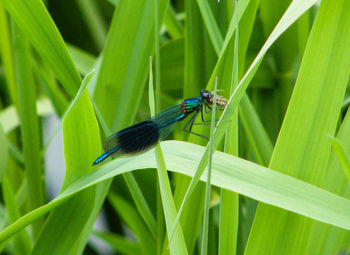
[200,90,211,99]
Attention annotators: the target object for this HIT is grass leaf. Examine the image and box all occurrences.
[32,88,100,255]
[1,140,350,245]
[245,0,350,253]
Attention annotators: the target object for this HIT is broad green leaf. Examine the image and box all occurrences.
[31,88,101,255]
[245,0,350,254]
[2,140,350,245]
[1,0,81,97]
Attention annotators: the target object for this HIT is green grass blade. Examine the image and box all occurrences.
[68,2,170,251]
[0,126,8,181]
[259,0,298,74]
[196,0,223,55]
[164,5,184,39]
[149,56,155,119]
[0,2,17,105]
[67,45,96,76]
[172,1,216,252]
[149,46,188,254]
[183,0,214,98]
[7,141,24,168]
[198,0,272,166]
[80,59,157,254]
[297,11,310,57]
[160,38,184,91]
[84,75,159,255]
[155,145,188,255]
[122,173,157,240]
[12,22,45,237]
[32,88,100,255]
[307,109,350,254]
[2,176,31,255]
[2,0,81,97]
[329,136,350,183]
[171,0,317,241]
[245,0,350,254]
[239,95,273,165]
[200,78,218,255]
[43,74,113,255]
[219,1,241,253]
[219,189,238,255]
[93,0,169,128]
[43,71,94,151]
[108,192,156,255]
[87,59,156,245]
[32,60,69,117]
[150,49,166,255]
[218,0,250,59]
[154,0,161,113]
[90,66,158,247]
[75,0,107,50]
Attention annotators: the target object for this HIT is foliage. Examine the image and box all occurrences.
[0,0,349,254]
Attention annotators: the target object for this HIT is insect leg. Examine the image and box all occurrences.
[194,103,219,125]
[183,111,209,140]
[204,103,212,114]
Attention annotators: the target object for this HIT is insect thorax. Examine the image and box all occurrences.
[181,97,202,114]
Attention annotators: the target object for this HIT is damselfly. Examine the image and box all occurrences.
[93,90,227,165]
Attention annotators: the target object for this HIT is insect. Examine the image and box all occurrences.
[92,90,227,165]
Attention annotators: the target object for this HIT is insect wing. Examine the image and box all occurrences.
[152,104,183,127]
[117,120,160,154]
[104,133,118,151]
[103,104,183,157]
[152,104,184,140]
